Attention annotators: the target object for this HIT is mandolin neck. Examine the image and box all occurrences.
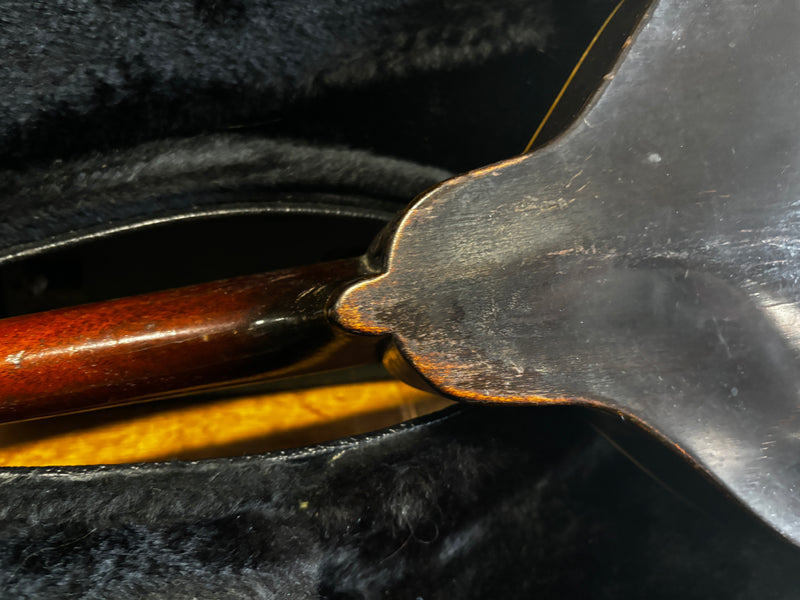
[0,258,380,423]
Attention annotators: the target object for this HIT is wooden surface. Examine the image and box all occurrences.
[0,258,377,423]
[0,379,452,466]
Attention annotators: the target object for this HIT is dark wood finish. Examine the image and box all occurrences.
[334,1,800,547]
[0,258,377,423]
[2,0,799,551]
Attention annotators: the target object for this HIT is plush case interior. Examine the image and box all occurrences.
[1,1,799,597]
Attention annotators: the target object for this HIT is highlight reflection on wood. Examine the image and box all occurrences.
[0,380,452,467]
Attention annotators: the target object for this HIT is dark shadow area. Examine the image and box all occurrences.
[0,203,390,317]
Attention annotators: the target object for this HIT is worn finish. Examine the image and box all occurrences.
[1,0,799,550]
[335,1,800,545]
[0,258,375,422]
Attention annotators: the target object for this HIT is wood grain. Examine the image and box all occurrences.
[0,380,452,466]
[0,259,377,423]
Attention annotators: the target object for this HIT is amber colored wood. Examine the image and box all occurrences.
[0,258,378,423]
[0,380,453,466]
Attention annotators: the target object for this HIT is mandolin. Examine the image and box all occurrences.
[3,0,800,549]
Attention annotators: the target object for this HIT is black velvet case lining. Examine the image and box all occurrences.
[2,407,800,599]
[1,0,555,169]
[2,1,800,598]
[0,134,450,252]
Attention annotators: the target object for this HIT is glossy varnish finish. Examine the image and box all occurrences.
[0,380,451,466]
[0,258,374,422]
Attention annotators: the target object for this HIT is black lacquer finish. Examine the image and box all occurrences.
[335,1,800,545]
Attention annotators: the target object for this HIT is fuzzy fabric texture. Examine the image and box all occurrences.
[0,0,622,173]
[1,406,800,599]
[0,134,450,252]
[1,0,554,166]
[3,0,799,598]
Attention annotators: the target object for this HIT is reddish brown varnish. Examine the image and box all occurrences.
[0,258,378,423]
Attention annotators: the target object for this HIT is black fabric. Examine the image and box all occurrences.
[1,0,621,174]
[2,0,554,169]
[2,406,800,598]
[2,0,800,598]
[0,0,620,251]
[0,134,450,251]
